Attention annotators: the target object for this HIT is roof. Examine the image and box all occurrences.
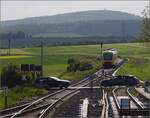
[103,49,118,54]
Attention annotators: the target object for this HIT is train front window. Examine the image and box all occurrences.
[103,53,113,60]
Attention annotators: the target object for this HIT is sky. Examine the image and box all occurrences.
[1,1,149,21]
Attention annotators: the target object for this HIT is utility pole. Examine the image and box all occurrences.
[100,42,103,67]
[8,39,11,56]
[100,42,103,60]
[41,41,43,77]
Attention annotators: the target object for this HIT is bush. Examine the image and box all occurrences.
[67,58,93,72]
[79,60,93,71]
[67,58,80,72]
[1,64,22,88]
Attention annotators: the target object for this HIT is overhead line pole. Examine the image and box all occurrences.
[8,39,11,56]
[41,41,43,77]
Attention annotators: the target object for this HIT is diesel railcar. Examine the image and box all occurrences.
[102,48,118,68]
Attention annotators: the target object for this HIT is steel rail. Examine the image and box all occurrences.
[105,92,109,118]
[100,89,105,118]
[101,89,109,118]
[1,69,98,118]
[2,59,124,118]
[38,88,80,118]
[10,71,103,118]
[1,69,99,117]
[126,88,144,109]
[38,76,103,118]
[112,87,120,110]
[134,87,150,101]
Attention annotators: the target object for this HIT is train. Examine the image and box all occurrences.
[102,48,118,68]
[100,75,140,87]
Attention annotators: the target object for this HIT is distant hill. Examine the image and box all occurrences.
[1,10,142,26]
[1,10,142,36]
[0,10,143,47]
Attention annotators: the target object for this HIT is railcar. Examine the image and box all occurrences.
[102,48,118,68]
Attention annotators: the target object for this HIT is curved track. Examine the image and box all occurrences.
[1,68,112,118]
[113,87,145,109]
[112,87,148,117]
[1,59,124,118]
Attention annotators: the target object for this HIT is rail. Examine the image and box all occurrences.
[112,88,120,110]
[126,88,144,109]
[38,89,80,118]
[9,73,101,118]
[100,89,105,118]
[1,59,124,118]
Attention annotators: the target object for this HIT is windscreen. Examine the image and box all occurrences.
[103,53,113,60]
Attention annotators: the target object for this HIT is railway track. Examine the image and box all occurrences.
[113,87,145,109]
[126,88,144,109]
[1,59,124,118]
[21,69,110,118]
[0,69,93,117]
[101,89,109,118]
[130,87,150,103]
[0,68,111,118]
[112,87,148,117]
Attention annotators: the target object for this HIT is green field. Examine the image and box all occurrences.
[0,43,150,109]
[1,43,150,80]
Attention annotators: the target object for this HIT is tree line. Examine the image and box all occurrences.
[0,31,32,39]
[137,7,150,42]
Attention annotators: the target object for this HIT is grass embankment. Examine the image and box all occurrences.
[0,86,48,109]
[0,43,149,109]
[112,43,150,80]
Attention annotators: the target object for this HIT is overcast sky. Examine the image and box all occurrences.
[1,1,149,21]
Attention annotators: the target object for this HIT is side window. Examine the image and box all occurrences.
[48,78,55,82]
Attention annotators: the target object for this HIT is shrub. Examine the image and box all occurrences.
[1,64,22,88]
[67,58,93,72]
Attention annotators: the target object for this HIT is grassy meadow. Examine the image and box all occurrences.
[0,43,150,109]
[1,43,149,80]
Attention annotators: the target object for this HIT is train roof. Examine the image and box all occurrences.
[104,48,117,51]
[103,48,117,54]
